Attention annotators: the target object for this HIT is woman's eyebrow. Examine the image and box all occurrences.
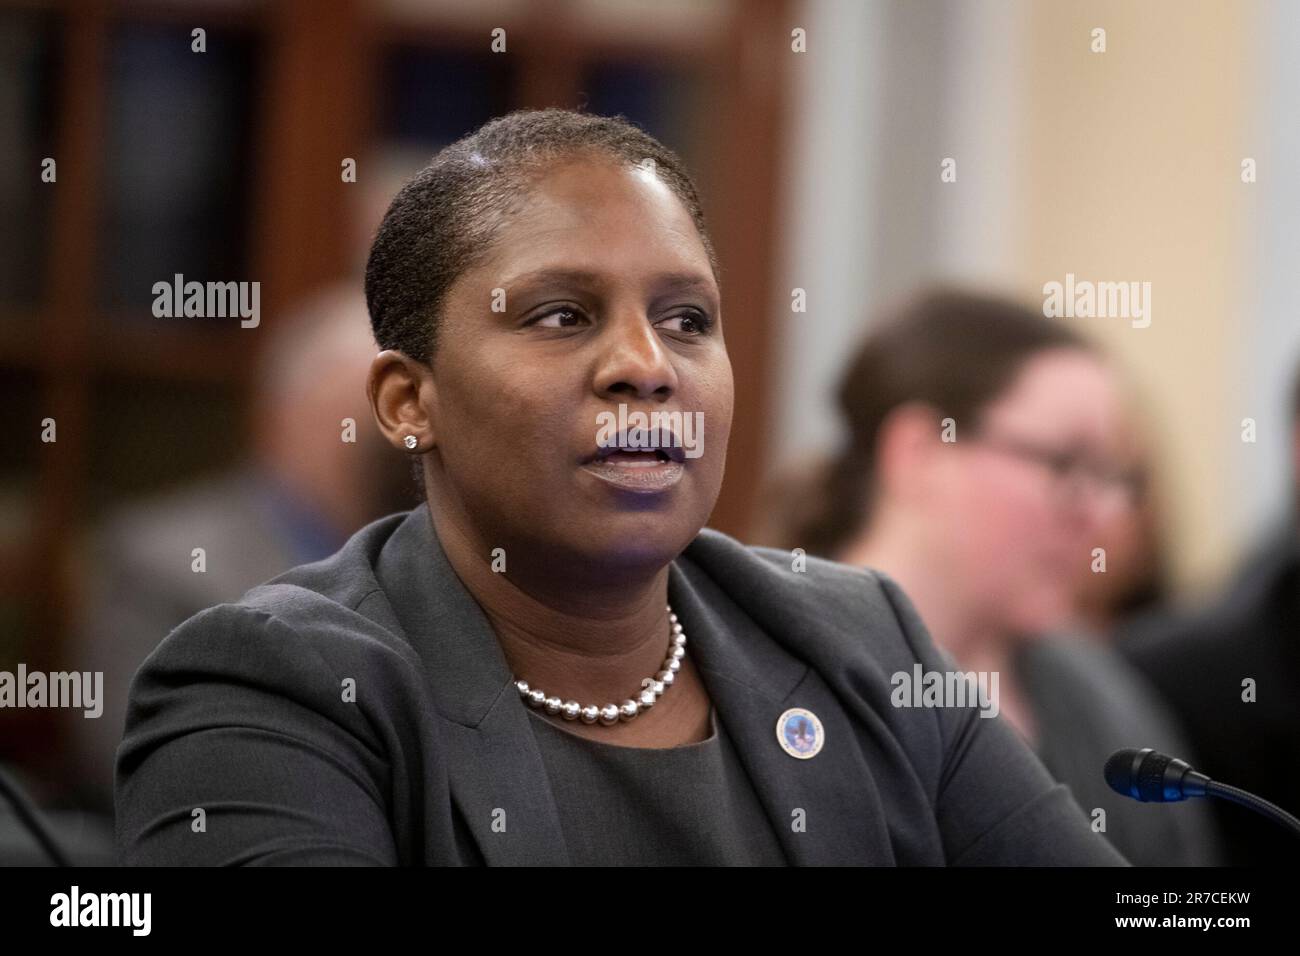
[503,268,717,298]
[504,268,603,291]
[651,273,718,298]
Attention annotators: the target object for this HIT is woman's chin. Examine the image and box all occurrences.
[560,517,700,570]
[1005,592,1074,638]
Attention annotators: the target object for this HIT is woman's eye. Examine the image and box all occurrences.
[1049,452,1085,476]
[533,307,585,329]
[659,310,712,334]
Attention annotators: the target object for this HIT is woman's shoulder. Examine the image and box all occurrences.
[137,585,425,718]
[683,525,889,593]
[679,527,939,673]
[119,519,432,804]
[145,508,426,681]
[1018,631,1201,755]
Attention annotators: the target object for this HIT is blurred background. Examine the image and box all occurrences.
[1,0,1297,865]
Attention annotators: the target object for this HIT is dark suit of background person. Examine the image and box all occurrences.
[1013,631,1225,866]
[114,501,1129,866]
[1119,522,1300,866]
[1119,370,1300,867]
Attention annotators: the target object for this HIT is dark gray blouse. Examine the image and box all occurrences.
[526,705,789,866]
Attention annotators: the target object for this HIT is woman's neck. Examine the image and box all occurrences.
[428,502,679,708]
[837,518,1008,667]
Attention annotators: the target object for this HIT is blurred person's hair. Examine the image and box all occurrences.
[790,287,1097,558]
[364,108,720,368]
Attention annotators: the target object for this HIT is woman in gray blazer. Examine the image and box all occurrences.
[114,109,1127,866]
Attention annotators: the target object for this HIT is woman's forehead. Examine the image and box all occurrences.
[985,352,1121,437]
[493,265,717,296]
[461,165,716,292]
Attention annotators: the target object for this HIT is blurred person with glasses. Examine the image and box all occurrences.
[764,287,1224,866]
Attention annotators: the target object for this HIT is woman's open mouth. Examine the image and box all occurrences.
[604,449,673,465]
[580,447,686,493]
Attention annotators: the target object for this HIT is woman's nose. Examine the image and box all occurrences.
[594,313,678,400]
[1060,474,1128,536]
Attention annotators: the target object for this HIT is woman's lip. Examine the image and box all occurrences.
[603,450,668,465]
[580,457,685,493]
[583,447,688,464]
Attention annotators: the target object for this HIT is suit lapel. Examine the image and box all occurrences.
[669,556,896,865]
[373,503,571,865]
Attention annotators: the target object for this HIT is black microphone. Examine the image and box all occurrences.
[1105,747,1300,838]
[1104,747,1210,801]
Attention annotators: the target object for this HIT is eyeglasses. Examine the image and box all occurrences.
[964,427,1142,509]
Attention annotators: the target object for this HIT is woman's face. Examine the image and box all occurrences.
[423,156,733,577]
[929,348,1130,635]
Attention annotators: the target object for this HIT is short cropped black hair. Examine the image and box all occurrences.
[364,108,720,367]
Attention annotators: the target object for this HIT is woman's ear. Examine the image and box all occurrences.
[874,401,944,505]
[367,349,436,452]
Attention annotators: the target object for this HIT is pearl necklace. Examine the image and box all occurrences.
[514,604,686,726]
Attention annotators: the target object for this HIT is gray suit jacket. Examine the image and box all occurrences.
[115,503,1129,866]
